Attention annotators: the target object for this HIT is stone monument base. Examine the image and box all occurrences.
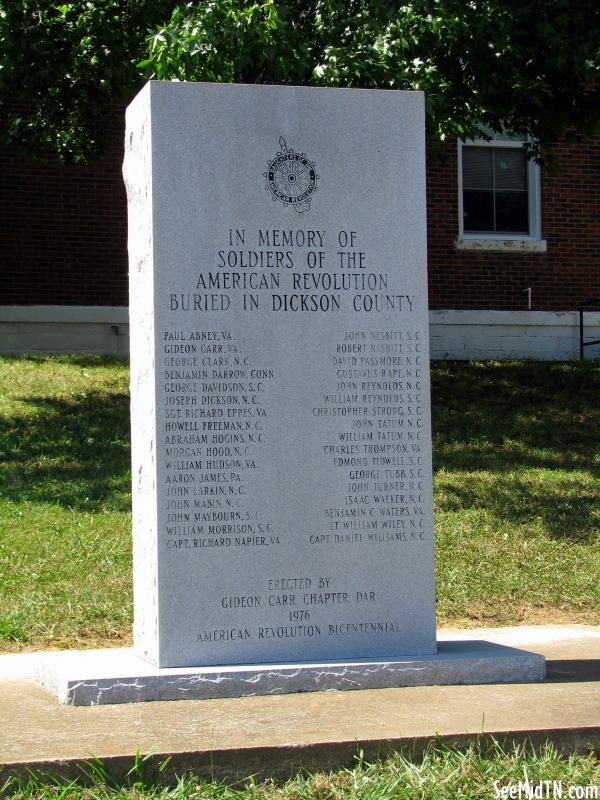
[36,639,545,706]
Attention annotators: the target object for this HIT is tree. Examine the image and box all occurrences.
[0,0,177,160]
[1,0,599,162]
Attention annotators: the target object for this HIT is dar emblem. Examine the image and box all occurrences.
[264,137,319,214]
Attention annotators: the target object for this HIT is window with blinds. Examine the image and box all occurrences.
[462,145,529,234]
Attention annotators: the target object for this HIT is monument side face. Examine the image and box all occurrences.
[125,81,436,668]
[123,84,160,665]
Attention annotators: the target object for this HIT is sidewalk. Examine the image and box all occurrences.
[1,625,599,783]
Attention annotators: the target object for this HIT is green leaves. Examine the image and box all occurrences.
[0,0,178,161]
[143,0,317,84]
[1,0,599,160]
[143,0,600,151]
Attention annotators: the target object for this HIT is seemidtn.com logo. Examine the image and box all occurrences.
[493,778,599,799]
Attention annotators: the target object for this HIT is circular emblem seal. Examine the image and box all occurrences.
[265,137,318,214]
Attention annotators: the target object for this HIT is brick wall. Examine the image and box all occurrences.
[0,102,128,306]
[1,106,598,311]
[426,138,600,310]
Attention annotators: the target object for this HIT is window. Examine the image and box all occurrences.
[457,137,545,251]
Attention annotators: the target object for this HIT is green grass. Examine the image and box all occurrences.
[0,356,132,650]
[431,361,600,627]
[2,742,599,799]
[0,356,598,651]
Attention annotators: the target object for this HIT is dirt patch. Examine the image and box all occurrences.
[0,631,133,654]
[437,603,598,630]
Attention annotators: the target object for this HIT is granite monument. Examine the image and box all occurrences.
[125,81,436,668]
[34,82,545,704]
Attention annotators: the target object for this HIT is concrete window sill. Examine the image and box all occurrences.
[455,238,547,253]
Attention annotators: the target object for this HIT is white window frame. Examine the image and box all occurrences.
[456,137,546,252]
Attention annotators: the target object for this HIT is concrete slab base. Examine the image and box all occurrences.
[0,626,598,783]
[35,638,545,706]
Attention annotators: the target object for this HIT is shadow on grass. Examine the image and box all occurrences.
[436,475,599,540]
[431,361,600,470]
[431,361,600,540]
[0,390,131,512]
[1,353,129,368]
[432,361,600,471]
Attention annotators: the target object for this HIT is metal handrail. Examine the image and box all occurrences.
[579,297,600,360]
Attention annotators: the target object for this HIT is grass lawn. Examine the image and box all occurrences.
[0,356,132,650]
[3,742,599,799]
[0,356,598,652]
[432,360,600,628]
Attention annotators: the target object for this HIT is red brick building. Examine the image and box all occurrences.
[1,104,599,358]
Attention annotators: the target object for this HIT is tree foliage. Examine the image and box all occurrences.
[1,0,599,161]
[0,0,177,159]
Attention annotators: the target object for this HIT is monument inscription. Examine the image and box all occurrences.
[124,82,436,668]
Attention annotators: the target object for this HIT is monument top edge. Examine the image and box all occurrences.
[127,79,424,109]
